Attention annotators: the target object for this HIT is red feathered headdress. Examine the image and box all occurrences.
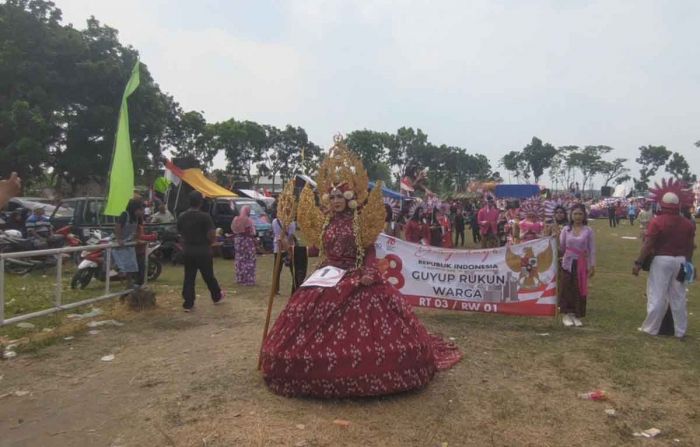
[648,178,694,210]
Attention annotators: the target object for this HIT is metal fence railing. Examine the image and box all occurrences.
[0,241,147,326]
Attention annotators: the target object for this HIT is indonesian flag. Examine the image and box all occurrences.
[164,159,184,186]
[400,176,415,193]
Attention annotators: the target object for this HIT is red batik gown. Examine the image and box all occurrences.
[261,211,461,398]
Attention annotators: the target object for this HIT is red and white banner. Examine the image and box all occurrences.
[164,159,184,186]
[374,235,558,316]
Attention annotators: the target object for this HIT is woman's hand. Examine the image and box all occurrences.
[588,266,595,278]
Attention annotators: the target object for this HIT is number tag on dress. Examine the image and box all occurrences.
[301,266,347,288]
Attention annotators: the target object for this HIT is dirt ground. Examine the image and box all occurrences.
[1,223,700,447]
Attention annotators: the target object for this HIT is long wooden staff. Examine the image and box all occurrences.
[258,180,296,370]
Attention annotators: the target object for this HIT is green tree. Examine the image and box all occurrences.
[210,119,266,183]
[665,152,696,183]
[0,1,178,192]
[168,110,216,167]
[500,151,531,182]
[386,127,429,183]
[345,129,392,183]
[549,146,579,190]
[566,146,612,192]
[520,137,557,183]
[634,145,672,191]
[599,158,629,187]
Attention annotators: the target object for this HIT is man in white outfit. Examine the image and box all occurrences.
[633,185,695,338]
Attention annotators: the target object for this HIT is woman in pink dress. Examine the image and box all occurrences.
[261,143,461,398]
[231,206,256,285]
[518,199,545,242]
[559,203,596,327]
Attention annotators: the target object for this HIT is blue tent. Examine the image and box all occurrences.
[494,184,540,199]
[368,181,403,200]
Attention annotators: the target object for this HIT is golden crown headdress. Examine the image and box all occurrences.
[297,135,385,267]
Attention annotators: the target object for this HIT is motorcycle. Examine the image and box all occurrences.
[70,231,163,289]
[0,226,75,275]
[153,228,183,265]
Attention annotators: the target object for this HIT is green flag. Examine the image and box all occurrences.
[104,61,140,216]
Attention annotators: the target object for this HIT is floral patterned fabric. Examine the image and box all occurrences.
[261,211,462,398]
[234,235,256,285]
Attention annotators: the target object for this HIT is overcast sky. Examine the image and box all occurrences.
[57,0,700,187]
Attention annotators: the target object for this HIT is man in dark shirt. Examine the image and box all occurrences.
[469,209,481,244]
[607,202,617,228]
[454,210,466,247]
[177,191,224,311]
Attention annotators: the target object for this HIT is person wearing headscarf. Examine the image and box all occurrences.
[633,179,695,338]
[231,205,257,285]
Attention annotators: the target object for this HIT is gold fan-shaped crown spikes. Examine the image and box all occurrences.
[359,181,386,247]
[297,183,324,248]
[316,138,369,205]
[276,179,297,228]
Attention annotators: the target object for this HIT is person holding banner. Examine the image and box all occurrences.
[404,208,426,244]
[559,204,596,327]
[477,196,499,248]
[439,208,453,248]
[261,138,461,398]
[519,200,545,242]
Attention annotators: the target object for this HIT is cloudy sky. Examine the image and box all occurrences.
[57,0,699,186]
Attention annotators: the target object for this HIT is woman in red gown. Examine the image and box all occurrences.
[261,147,461,398]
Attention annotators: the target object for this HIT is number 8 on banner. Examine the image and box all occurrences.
[378,254,405,289]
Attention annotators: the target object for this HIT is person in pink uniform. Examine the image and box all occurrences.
[559,203,596,327]
[519,211,544,242]
[477,196,499,248]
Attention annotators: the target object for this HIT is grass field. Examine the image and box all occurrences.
[1,218,699,446]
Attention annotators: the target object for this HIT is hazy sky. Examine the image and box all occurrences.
[57,0,700,186]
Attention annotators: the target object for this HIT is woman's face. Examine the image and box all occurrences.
[330,191,347,213]
[571,209,585,223]
[555,209,566,221]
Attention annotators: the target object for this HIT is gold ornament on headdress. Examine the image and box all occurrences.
[276,179,297,228]
[297,135,386,267]
[297,183,324,248]
[317,134,369,206]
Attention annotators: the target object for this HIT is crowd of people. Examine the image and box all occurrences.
[389,194,576,249]
[0,163,696,405]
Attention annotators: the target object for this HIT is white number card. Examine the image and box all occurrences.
[301,266,347,288]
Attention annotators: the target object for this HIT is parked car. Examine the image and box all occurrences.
[205,197,273,252]
[49,197,175,242]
